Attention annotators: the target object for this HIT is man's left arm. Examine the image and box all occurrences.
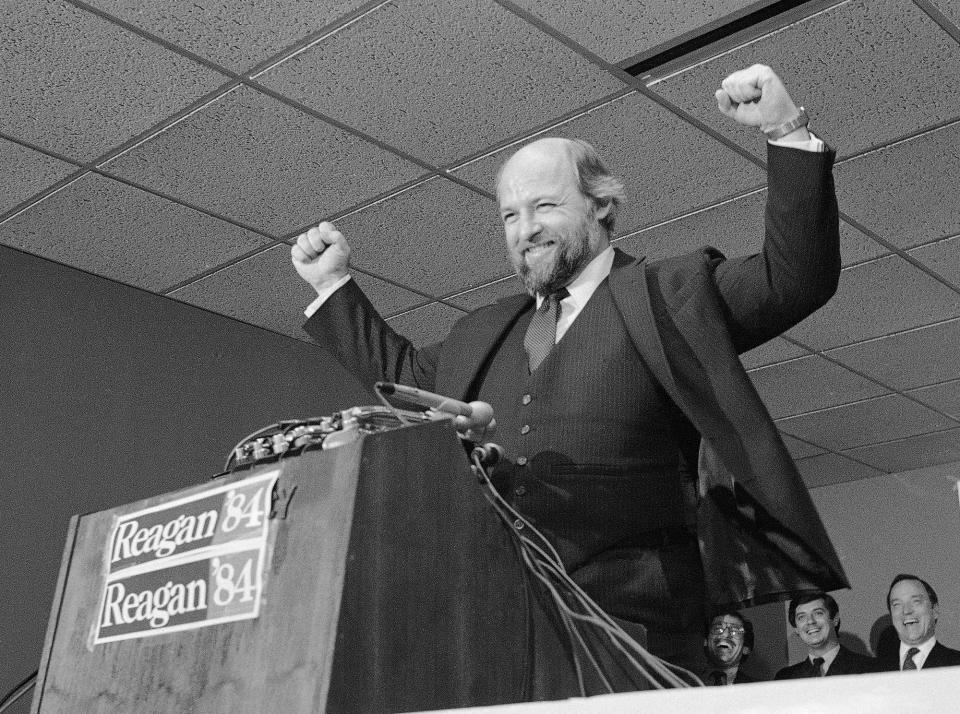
[711,65,841,353]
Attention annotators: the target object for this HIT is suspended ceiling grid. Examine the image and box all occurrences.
[2,0,960,483]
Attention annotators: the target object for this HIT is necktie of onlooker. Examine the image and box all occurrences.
[523,288,568,372]
[811,656,825,676]
[902,647,921,671]
[709,671,727,686]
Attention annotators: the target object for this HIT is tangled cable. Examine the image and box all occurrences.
[469,445,704,694]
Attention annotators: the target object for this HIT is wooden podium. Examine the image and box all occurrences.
[32,420,534,713]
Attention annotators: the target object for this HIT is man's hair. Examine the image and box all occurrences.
[565,138,627,235]
[707,609,755,651]
[887,573,939,609]
[788,591,840,631]
[496,138,627,236]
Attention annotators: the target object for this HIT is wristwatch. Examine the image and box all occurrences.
[762,107,809,140]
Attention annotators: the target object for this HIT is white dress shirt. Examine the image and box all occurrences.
[900,637,937,670]
[810,643,841,674]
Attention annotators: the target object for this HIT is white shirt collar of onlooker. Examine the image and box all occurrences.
[809,642,841,673]
[900,637,937,670]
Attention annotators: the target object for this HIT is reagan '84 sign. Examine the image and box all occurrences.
[92,470,279,644]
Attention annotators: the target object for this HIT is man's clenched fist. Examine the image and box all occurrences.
[291,221,351,293]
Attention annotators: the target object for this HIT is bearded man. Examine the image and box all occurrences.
[292,64,847,693]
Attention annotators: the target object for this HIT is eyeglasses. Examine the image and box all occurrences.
[710,623,745,636]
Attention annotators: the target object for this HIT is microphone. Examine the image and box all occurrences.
[375,382,496,434]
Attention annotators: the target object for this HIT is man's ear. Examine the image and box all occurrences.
[594,199,612,221]
[743,646,752,657]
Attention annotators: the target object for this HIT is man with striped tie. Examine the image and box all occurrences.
[292,64,848,695]
[881,574,960,672]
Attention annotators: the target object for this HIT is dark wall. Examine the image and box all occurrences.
[0,246,371,706]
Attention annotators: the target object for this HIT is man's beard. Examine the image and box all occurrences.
[511,221,600,296]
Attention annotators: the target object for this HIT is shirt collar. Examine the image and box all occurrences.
[534,245,615,309]
[901,636,937,664]
[810,643,841,669]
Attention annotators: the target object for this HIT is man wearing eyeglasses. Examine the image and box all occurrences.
[774,592,877,678]
[703,611,757,685]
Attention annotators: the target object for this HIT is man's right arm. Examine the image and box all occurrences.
[293,222,441,391]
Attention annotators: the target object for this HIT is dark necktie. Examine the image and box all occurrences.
[709,670,727,686]
[902,647,920,671]
[811,656,825,676]
[523,288,568,372]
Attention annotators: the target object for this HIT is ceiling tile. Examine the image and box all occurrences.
[648,0,960,159]
[0,139,77,214]
[0,0,225,161]
[452,92,765,236]
[82,0,369,72]
[0,174,268,291]
[614,190,886,266]
[102,86,426,236]
[351,271,433,317]
[931,0,960,27]
[749,355,888,419]
[777,394,957,451]
[794,452,886,487]
[386,301,468,348]
[257,0,627,165]
[908,379,960,420]
[780,432,827,460]
[785,255,960,351]
[907,234,960,288]
[834,121,960,250]
[843,427,960,473]
[740,336,810,370]
[446,275,526,311]
[169,246,428,340]
[334,177,505,297]
[509,0,757,64]
[824,317,960,390]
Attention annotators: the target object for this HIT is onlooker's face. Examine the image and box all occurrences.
[889,579,939,647]
[498,139,609,296]
[706,615,749,667]
[794,598,839,650]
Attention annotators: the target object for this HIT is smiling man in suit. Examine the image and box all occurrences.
[291,64,848,696]
[881,574,960,671]
[703,610,757,685]
[775,592,877,678]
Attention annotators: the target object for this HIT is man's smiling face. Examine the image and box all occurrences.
[706,615,749,667]
[497,138,609,296]
[890,579,939,647]
[794,598,839,651]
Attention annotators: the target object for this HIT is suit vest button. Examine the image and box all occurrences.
[520,424,531,435]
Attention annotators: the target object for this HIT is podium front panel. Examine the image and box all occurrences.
[32,421,530,713]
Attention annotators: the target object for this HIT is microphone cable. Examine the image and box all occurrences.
[469,446,704,694]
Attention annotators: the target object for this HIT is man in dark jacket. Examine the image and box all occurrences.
[879,574,960,671]
[775,592,877,678]
[292,64,848,691]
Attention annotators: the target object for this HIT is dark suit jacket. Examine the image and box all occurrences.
[774,645,879,679]
[878,641,960,671]
[306,144,848,607]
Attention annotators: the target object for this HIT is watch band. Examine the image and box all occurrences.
[763,107,809,140]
